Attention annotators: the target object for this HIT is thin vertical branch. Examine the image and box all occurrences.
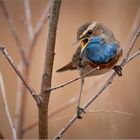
[24,0,34,42]
[0,1,28,65]
[0,73,17,140]
[28,0,52,60]
[33,0,52,41]
[15,68,29,139]
[124,8,140,57]
[0,1,30,138]
[39,0,61,139]
[14,62,25,138]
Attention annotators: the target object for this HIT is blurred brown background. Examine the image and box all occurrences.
[0,0,140,139]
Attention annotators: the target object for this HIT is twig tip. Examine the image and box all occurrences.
[0,43,5,51]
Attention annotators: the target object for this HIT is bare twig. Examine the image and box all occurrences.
[33,0,52,41]
[38,0,61,139]
[28,0,52,57]
[24,0,34,42]
[126,49,140,63]
[0,1,27,65]
[0,44,40,104]
[125,25,140,59]
[123,8,140,56]
[0,73,17,139]
[54,26,140,139]
[14,62,27,138]
[49,67,99,92]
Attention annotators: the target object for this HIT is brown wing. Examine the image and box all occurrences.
[56,61,77,72]
[56,46,82,72]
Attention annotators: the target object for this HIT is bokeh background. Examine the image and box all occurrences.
[0,0,140,139]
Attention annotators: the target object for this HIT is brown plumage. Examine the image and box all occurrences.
[57,21,122,76]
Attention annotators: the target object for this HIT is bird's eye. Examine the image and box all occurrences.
[87,30,93,35]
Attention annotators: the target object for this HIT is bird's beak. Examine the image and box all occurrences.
[80,37,90,54]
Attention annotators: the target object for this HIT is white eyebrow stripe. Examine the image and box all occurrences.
[82,21,97,35]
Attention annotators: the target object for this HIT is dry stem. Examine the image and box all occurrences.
[49,67,99,92]
[0,44,40,104]
[24,0,34,42]
[0,73,17,139]
[38,0,61,138]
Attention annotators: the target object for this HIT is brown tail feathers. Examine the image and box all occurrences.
[56,62,77,72]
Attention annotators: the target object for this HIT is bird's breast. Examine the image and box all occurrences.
[84,37,118,64]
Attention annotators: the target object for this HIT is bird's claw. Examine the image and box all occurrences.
[114,65,122,76]
[77,106,85,119]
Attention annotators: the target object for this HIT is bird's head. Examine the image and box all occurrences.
[76,22,114,54]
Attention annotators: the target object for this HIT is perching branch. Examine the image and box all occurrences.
[38,0,61,139]
[54,26,140,139]
[49,66,99,92]
[0,73,17,140]
[0,44,41,104]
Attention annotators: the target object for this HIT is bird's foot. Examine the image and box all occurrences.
[114,65,122,76]
[77,106,85,119]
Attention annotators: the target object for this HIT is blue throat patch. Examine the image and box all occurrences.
[84,36,118,64]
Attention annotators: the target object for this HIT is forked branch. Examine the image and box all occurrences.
[0,44,41,105]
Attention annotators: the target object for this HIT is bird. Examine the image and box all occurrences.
[57,21,123,119]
